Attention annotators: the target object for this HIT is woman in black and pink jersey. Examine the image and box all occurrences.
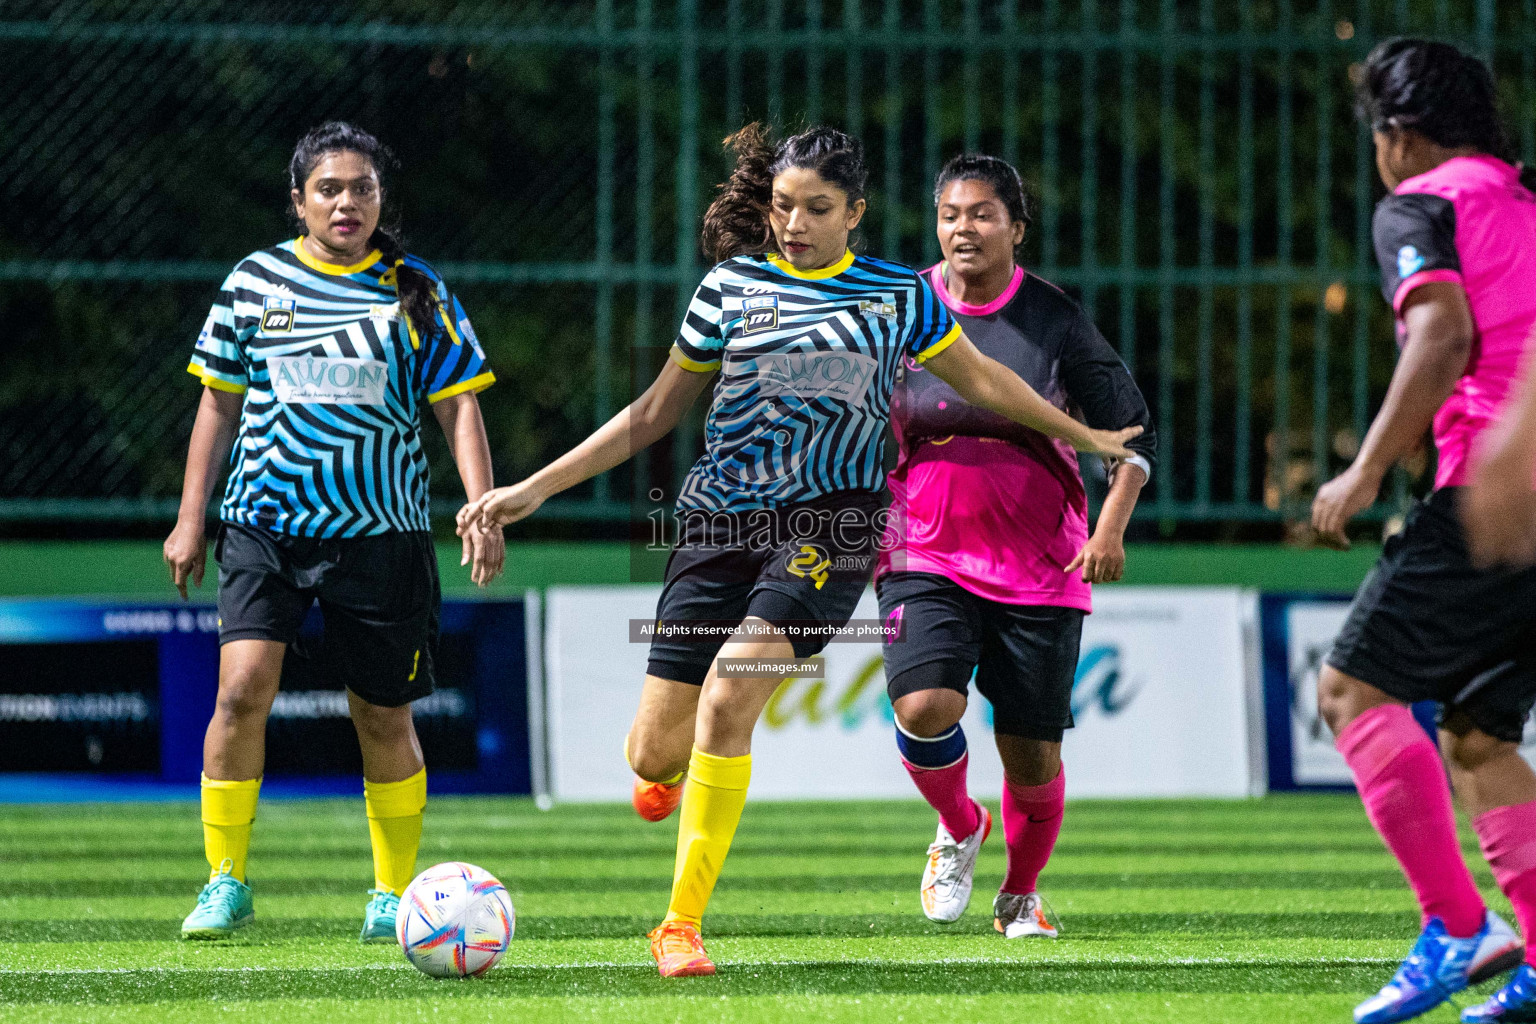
[875,154,1156,937]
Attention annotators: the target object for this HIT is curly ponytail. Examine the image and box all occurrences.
[1357,38,1536,192]
[288,121,439,345]
[700,122,870,265]
[700,123,777,264]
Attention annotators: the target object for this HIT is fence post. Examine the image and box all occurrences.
[1195,0,1215,511]
[593,0,617,505]
[1156,0,1176,518]
[1312,0,1335,506]
[1235,0,1255,506]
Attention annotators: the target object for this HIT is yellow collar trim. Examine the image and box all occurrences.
[766,248,855,280]
[291,238,383,276]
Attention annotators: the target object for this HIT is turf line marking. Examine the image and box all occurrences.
[0,955,1402,976]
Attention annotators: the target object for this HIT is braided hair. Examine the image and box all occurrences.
[287,122,439,344]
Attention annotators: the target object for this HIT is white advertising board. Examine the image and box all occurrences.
[545,585,1259,801]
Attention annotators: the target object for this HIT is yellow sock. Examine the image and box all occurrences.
[364,768,427,895]
[201,774,260,883]
[624,735,685,787]
[664,747,751,925]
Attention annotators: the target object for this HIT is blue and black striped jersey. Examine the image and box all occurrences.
[671,249,959,511]
[188,239,495,538]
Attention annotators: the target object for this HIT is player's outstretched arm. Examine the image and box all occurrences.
[463,355,715,530]
[1312,281,1473,550]
[432,392,504,587]
[164,387,242,600]
[923,331,1143,459]
[1464,352,1536,567]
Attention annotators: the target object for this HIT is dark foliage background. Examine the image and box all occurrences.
[1,0,1529,537]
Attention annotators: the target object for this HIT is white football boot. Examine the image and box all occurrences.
[919,802,992,923]
[994,891,1059,939]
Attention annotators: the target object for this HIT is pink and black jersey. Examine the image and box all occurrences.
[1373,154,1536,488]
[875,264,1155,610]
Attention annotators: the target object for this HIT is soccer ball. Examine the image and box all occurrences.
[396,861,515,978]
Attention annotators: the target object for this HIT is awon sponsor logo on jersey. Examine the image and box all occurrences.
[269,355,389,405]
[757,350,878,406]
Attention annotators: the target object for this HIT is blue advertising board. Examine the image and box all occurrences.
[1259,592,1438,791]
[0,599,532,800]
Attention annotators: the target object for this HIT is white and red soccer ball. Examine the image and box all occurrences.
[396,861,515,978]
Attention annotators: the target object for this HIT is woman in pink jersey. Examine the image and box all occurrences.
[1310,39,1536,1024]
[875,154,1155,937]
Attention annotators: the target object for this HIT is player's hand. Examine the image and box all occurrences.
[461,479,547,532]
[1065,530,1126,584]
[1076,425,1143,460]
[1463,450,1536,568]
[163,521,207,601]
[1312,462,1382,551]
[460,521,506,587]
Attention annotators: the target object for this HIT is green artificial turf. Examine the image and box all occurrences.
[0,795,1516,1023]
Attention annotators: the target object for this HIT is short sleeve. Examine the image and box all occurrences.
[671,266,726,372]
[1373,192,1462,317]
[186,269,251,394]
[420,280,496,404]
[907,273,962,363]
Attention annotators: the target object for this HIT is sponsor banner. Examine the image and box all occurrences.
[545,586,1258,800]
[1259,594,1536,790]
[268,355,388,405]
[0,599,532,794]
[756,350,878,406]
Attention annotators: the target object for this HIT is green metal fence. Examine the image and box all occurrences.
[1,0,1530,529]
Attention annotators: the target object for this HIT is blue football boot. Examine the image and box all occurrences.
[1463,964,1536,1022]
[1355,913,1520,1024]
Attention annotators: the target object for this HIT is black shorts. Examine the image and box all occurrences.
[215,522,440,708]
[646,491,884,686]
[876,570,1083,742]
[1327,487,1536,743]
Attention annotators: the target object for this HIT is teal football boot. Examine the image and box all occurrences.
[181,860,254,940]
[360,889,400,943]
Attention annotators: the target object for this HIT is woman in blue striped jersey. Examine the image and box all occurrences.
[463,123,1141,977]
[163,122,501,943]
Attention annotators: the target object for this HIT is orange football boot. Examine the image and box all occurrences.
[648,919,716,977]
[632,775,685,822]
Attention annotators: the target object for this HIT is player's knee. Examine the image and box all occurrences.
[892,689,965,737]
[1439,725,1510,773]
[626,731,685,782]
[349,700,412,746]
[695,684,755,746]
[213,672,277,722]
[1316,665,1362,737]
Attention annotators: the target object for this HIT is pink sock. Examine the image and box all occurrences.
[1000,765,1065,895]
[903,753,981,840]
[1475,800,1536,967]
[1336,704,1486,937]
